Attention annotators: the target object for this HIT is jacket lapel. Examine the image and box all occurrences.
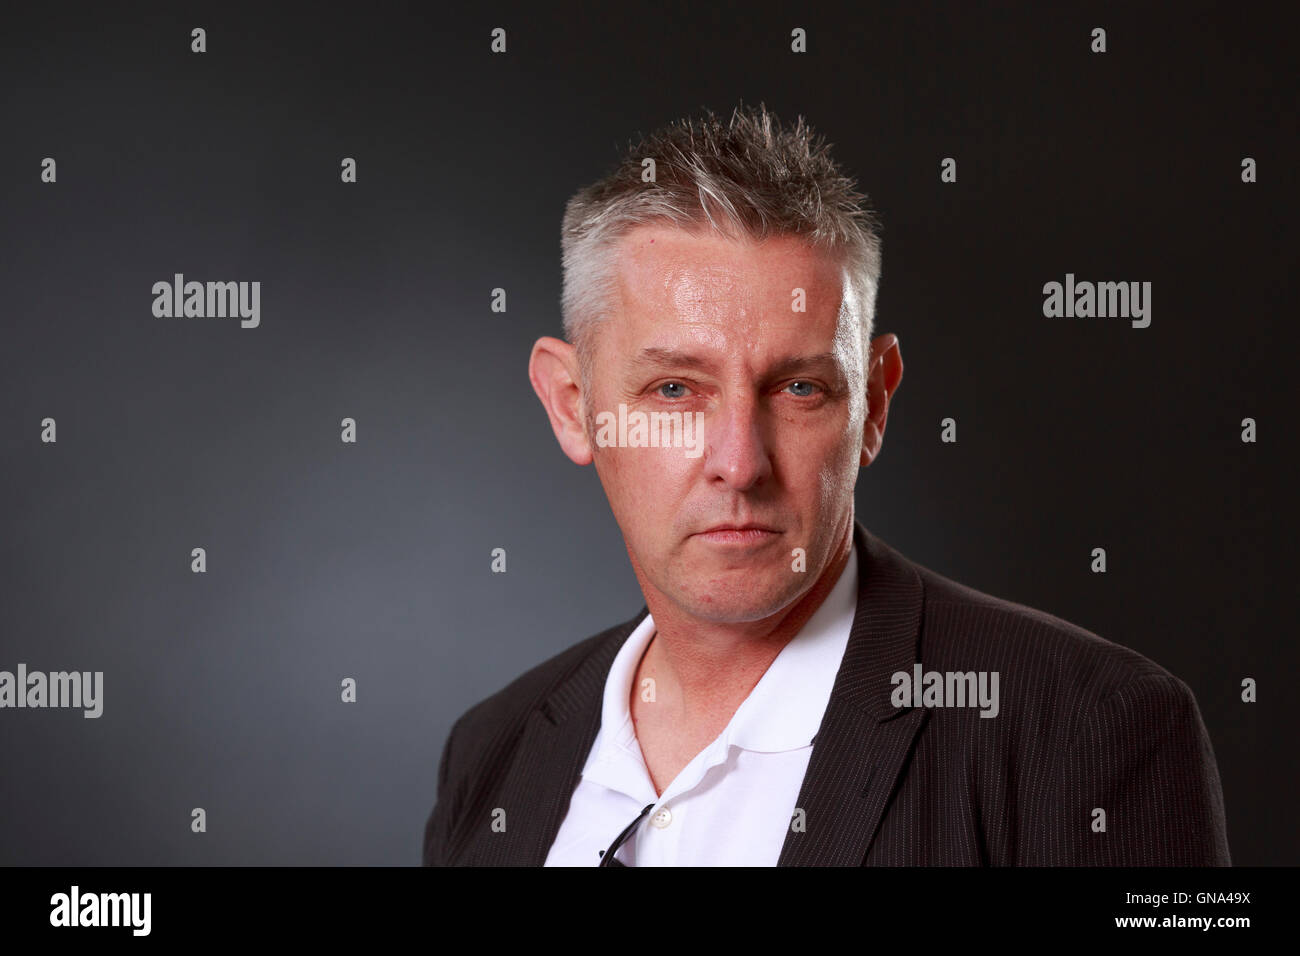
[778,522,927,865]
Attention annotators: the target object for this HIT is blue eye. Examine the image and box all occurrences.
[659,382,688,398]
[787,381,817,397]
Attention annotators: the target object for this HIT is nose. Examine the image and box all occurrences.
[701,392,772,491]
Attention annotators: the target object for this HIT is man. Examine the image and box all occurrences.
[422,103,1230,866]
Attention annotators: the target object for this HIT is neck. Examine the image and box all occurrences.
[635,520,854,722]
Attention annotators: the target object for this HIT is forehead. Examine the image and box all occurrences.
[611,223,847,322]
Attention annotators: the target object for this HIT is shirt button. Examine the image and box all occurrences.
[650,806,673,828]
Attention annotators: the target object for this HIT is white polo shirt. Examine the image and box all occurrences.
[543,545,859,866]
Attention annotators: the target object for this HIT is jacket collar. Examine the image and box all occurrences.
[483,520,925,866]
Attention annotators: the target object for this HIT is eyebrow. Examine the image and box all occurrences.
[631,347,843,380]
[631,347,718,373]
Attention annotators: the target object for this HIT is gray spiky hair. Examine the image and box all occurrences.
[559,101,883,384]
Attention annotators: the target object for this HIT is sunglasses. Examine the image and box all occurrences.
[597,803,656,867]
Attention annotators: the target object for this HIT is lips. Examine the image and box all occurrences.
[691,523,782,545]
[697,523,779,535]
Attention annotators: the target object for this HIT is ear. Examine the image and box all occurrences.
[529,336,594,466]
[861,333,903,466]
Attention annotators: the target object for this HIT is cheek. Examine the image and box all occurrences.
[777,419,856,472]
[599,448,694,516]
[807,436,860,502]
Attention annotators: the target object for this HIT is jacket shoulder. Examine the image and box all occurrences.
[446,610,644,760]
[422,610,645,865]
[910,557,1189,709]
[904,557,1227,865]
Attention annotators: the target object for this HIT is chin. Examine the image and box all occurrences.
[670,579,802,624]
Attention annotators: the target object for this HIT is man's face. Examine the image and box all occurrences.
[583,223,868,624]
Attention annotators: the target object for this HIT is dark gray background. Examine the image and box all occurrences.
[1,0,1294,865]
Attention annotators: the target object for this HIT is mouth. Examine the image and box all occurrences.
[691,524,782,545]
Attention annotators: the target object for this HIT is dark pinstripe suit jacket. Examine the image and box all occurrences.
[422,522,1231,866]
